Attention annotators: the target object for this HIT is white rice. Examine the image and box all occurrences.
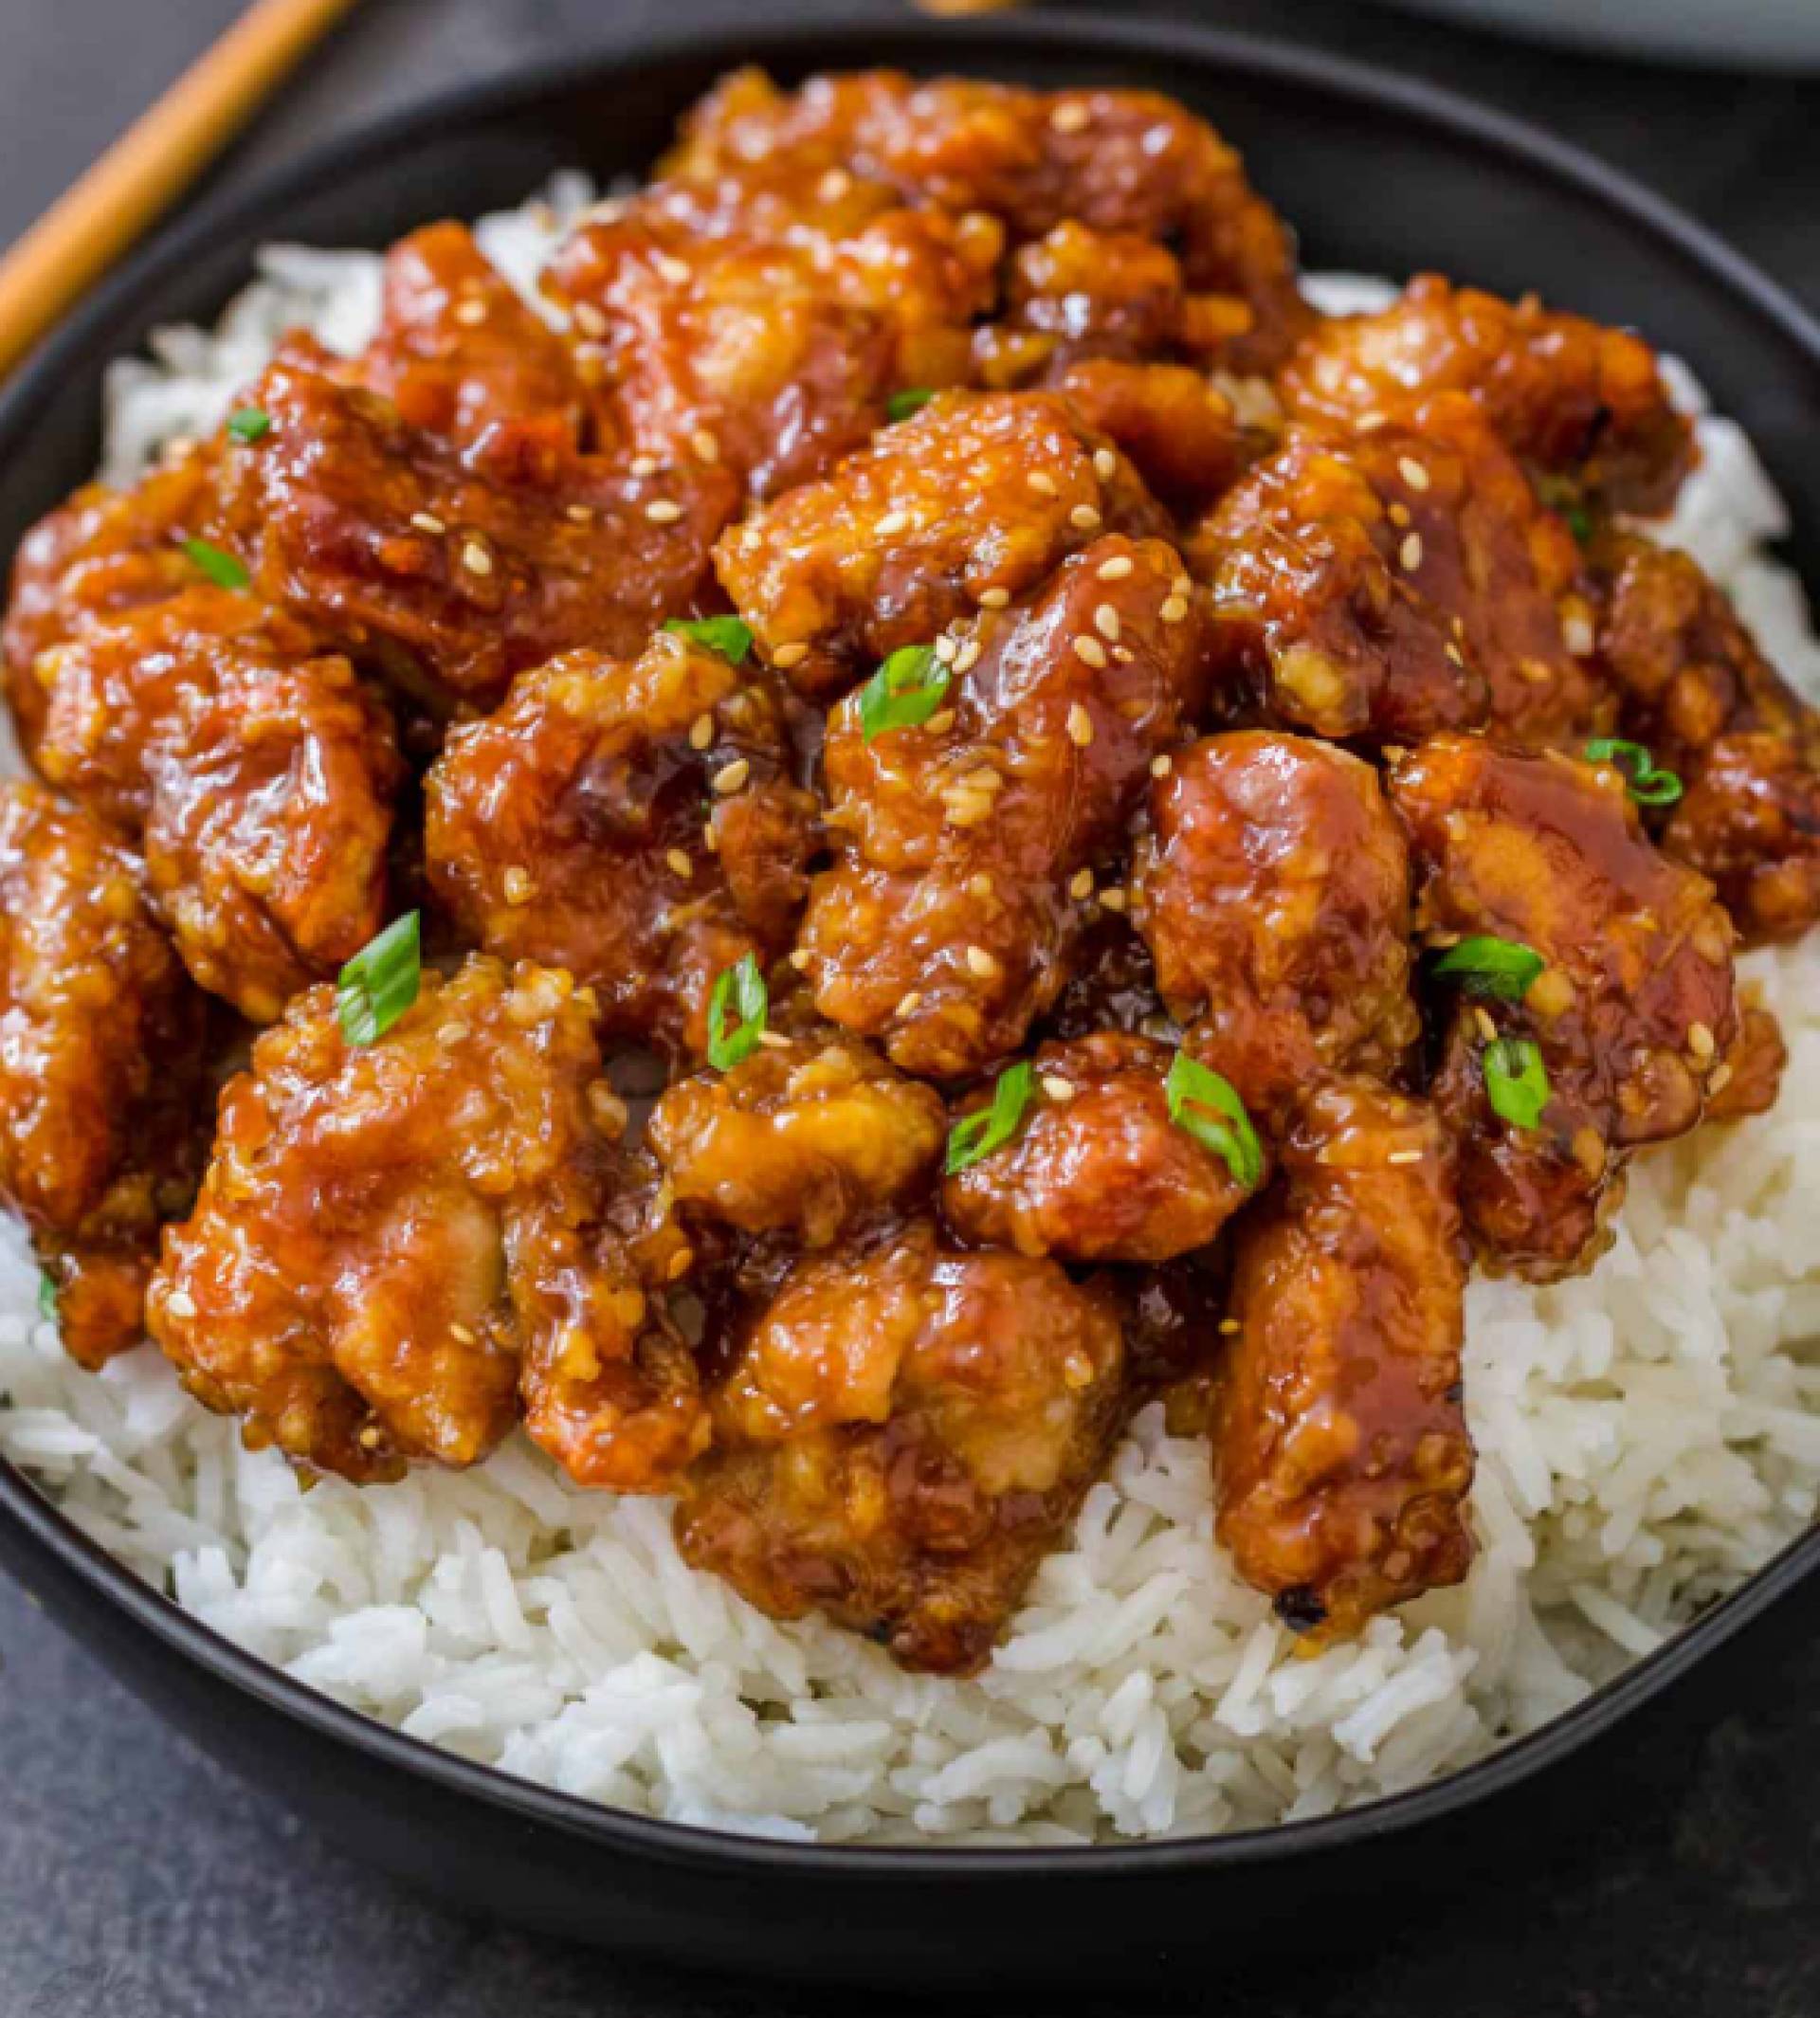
[1,197,1816,1846]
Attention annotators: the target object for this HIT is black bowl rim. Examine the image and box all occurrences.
[1,6,1817,1881]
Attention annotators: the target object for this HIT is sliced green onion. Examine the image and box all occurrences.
[887,388,937,423]
[1483,1035,1550,1131]
[337,913,421,1046]
[706,953,768,1072]
[183,538,249,591]
[1165,1052,1264,1191]
[1584,737,1684,809]
[858,645,951,743]
[944,1060,1036,1174]
[664,615,754,665]
[1431,934,1545,1004]
[228,406,272,445]
[37,1273,57,1323]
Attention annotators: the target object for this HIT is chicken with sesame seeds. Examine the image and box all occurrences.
[1215,1076,1475,1641]
[150,955,706,1488]
[425,629,818,1060]
[1389,735,1739,1281]
[1279,274,1696,517]
[713,389,1170,698]
[1134,732,1421,1128]
[799,535,1206,1080]
[674,1220,1128,1675]
[0,786,209,1370]
[1186,396,1611,748]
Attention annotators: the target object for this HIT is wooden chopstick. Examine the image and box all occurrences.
[0,0,365,382]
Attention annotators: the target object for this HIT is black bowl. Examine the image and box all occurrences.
[2,10,1817,1990]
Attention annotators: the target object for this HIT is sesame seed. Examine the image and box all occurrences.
[410,512,446,536]
[1094,603,1121,642]
[925,710,956,735]
[1069,868,1096,900]
[789,948,811,971]
[1150,754,1173,778]
[454,299,486,326]
[1159,595,1189,625]
[1387,1148,1425,1165]
[690,428,720,464]
[1028,471,1059,498]
[875,510,912,537]
[646,500,683,524]
[1398,456,1430,492]
[503,867,534,905]
[896,990,923,1016]
[1069,504,1102,531]
[1042,1074,1075,1101]
[653,252,691,286]
[462,541,494,576]
[1446,643,1466,668]
[977,587,1010,609]
[934,635,959,665]
[630,454,659,478]
[1388,502,1411,528]
[953,639,982,675]
[566,504,594,524]
[1093,447,1118,482]
[689,714,715,750]
[1706,1061,1734,1097]
[1688,1020,1716,1061]
[437,1021,469,1046]
[1066,702,1095,747]
[1072,635,1109,669]
[1099,887,1128,913]
[358,1426,383,1450]
[1563,613,1595,657]
[1050,100,1091,133]
[1098,555,1135,581]
[450,1323,477,1345]
[667,1248,695,1282]
[165,1289,198,1319]
[665,848,694,879]
[1472,1005,1499,1044]
[1219,1317,1241,1336]
[712,757,751,795]
[965,945,1000,978]
[772,642,810,670]
[572,301,608,337]
[758,1030,791,1050]
[818,168,852,201]
[1400,533,1424,572]
[702,821,719,852]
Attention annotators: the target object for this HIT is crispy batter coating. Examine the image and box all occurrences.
[0,787,208,1369]
[1390,735,1738,1280]
[941,1030,1254,1261]
[649,1031,944,1247]
[1050,360,1251,520]
[1187,399,1607,746]
[1279,275,1695,516]
[214,339,737,713]
[675,1222,1127,1674]
[666,69,1308,370]
[1215,1077,1474,1640]
[1593,536,1820,944]
[1135,733,1420,1123]
[801,535,1206,1079]
[1705,1000,1786,1123]
[714,390,1169,697]
[149,958,704,1486]
[425,632,818,1058]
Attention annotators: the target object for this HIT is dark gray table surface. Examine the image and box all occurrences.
[3,3,1820,2012]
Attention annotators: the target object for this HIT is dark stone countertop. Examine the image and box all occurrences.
[3,4,1819,2011]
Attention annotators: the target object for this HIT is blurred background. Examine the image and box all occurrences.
[1,2,1818,2013]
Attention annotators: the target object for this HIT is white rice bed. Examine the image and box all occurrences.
[1,192,1817,1847]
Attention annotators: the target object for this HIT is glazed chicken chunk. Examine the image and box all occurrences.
[675,1223,1127,1674]
[1135,732,1420,1125]
[714,390,1168,698]
[150,956,705,1487]
[1216,1077,1475,1640]
[1279,274,1695,517]
[0,786,208,1369]
[1390,735,1738,1280]
[800,535,1206,1079]
[940,1030,1257,1261]
[1187,397,1607,747]
[425,629,819,1059]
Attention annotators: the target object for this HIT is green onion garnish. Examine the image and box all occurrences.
[1483,1035,1550,1131]
[337,913,421,1046]
[37,1273,57,1323]
[887,388,937,423]
[706,953,768,1072]
[858,645,952,743]
[183,538,249,591]
[228,407,272,445]
[1431,935,1546,1004]
[664,615,754,665]
[1585,737,1684,809]
[1164,1052,1264,1190]
[944,1060,1036,1174]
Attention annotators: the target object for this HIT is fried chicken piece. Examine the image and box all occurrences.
[213,338,737,714]
[1186,399,1607,747]
[548,194,997,498]
[648,1031,944,1247]
[1705,1000,1786,1122]
[0,787,208,1369]
[149,957,705,1487]
[1215,1077,1474,1640]
[674,1223,1127,1674]
[714,390,1169,697]
[358,222,593,449]
[941,1030,1255,1261]
[666,68,1308,370]
[1390,735,1738,1280]
[1592,536,1820,944]
[1135,733,1420,1125]
[425,631,818,1059]
[1279,275,1695,516]
[800,535,1206,1079]
[1050,360,1251,520]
